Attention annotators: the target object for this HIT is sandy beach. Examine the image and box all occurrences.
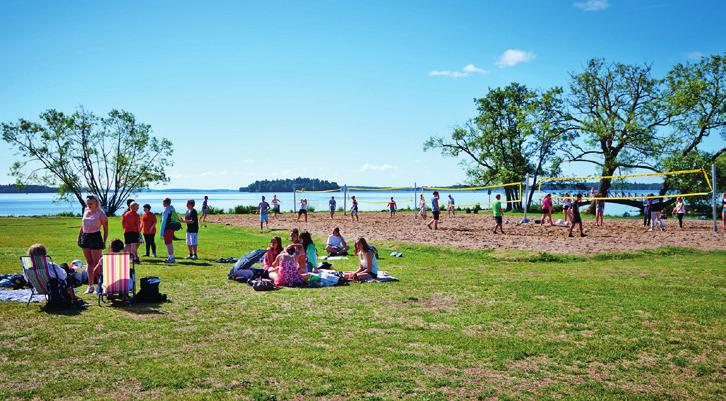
[209,212,725,255]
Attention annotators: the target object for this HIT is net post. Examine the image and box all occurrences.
[712,164,718,232]
[343,184,348,216]
[293,184,296,214]
[413,182,417,220]
[523,174,530,218]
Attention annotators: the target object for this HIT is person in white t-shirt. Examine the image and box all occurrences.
[325,227,349,256]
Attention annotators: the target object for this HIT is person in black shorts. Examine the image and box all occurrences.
[567,194,586,237]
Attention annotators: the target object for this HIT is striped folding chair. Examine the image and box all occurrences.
[19,255,55,306]
[98,253,136,305]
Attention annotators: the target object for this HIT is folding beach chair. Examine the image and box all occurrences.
[98,253,136,305]
[19,255,55,306]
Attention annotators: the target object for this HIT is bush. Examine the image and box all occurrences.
[55,211,80,217]
[228,205,257,214]
[206,206,225,215]
[472,204,482,214]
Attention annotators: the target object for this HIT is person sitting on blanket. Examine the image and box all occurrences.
[325,227,349,256]
[288,228,306,271]
[263,236,283,269]
[344,237,378,281]
[299,231,318,273]
[25,243,78,301]
[268,245,309,287]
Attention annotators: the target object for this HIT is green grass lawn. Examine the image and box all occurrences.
[0,217,724,400]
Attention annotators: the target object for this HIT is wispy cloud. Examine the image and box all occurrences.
[495,49,536,68]
[573,0,610,11]
[429,63,488,79]
[687,51,703,59]
[359,163,396,172]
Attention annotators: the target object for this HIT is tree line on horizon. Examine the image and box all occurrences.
[241,178,339,193]
[426,55,725,211]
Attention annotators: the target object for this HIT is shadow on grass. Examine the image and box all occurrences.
[123,301,170,315]
[40,304,85,316]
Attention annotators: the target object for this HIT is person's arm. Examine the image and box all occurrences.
[363,252,373,274]
[101,214,109,243]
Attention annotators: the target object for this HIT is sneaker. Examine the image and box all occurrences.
[166,256,176,263]
[185,255,193,259]
[144,253,150,257]
[84,286,95,294]
[190,255,198,260]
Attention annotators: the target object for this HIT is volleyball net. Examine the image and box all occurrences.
[537,169,713,201]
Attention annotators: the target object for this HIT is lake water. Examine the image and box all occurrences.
[0,189,648,217]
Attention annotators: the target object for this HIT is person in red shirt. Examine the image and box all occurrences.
[141,203,157,258]
[122,202,142,263]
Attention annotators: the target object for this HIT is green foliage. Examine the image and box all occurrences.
[243,177,339,192]
[205,206,225,215]
[425,83,569,209]
[1,108,173,215]
[228,204,257,214]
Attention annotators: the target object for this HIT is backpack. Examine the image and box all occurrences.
[45,278,73,308]
[167,210,182,231]
[135,276,167,303]
[227,249,266,279]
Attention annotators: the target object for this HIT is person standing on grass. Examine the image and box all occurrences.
[296,198,308,223]
[329,196,337,219]
[141,204,157,257]
[388,197,397,218]
[271,194,281,218]
[539,194,554,226]
[160,198,177,263]
[594,193,605,226]
[258,196,271,231]
[121,202,142,264]
[350,196,359,222]
[672,196,686,229]
[447,194,455,217]
[567,194,586,238]
[179,199,199,260]
[78,195,108,294]
[427,191,441,230]
[418,193,427,221]
[200,196,209,227]
[492,194,505,234]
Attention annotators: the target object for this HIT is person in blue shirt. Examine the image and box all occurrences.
[427,191,441,230]
[329,196,337,219]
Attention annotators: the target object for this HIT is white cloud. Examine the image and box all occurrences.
[241,159,255,164]
[429,63,488,79]
[495,49,536,68]
[359,163,396,172]
[573,0,610,11]
[687,51,703,59]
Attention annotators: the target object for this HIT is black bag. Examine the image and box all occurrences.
[45,278,73,308]
[250,278,276,291]
[135,276,167,303]
[167,210,182,231]
[227,249,266,279]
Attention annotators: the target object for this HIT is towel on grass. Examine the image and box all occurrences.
[320,256,349,261]
[361,271,398,283]
[0,288,45,303]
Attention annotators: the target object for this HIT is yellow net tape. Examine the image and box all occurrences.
[295,188,342,193]
[346,186,415,191]
[538,169,711,201]
[422,182,521,191]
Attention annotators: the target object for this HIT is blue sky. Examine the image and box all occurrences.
[1,0,724,189]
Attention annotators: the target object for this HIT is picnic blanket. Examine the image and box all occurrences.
[0,288,45,303]
[320,256,349,261]
[361,271,398,283]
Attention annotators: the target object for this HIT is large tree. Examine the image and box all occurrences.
[424,82,569,210]
[2,109,174,215]
[659,54,725,200]
[563,59,673,206]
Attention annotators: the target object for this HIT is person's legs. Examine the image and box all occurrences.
[578,222,585,236]
[164,229,175,261]
[304,211,308,223]
[144,235,151,256]
[82,248,95,291]
[677,213,683,228]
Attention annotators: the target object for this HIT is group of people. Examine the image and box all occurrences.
[261,227,378,287]
[77,195,205,295]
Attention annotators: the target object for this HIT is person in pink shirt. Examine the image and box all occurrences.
[539,193,554,226]
[77,195,108,294]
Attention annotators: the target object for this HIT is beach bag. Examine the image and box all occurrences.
[317,270,340,287]
[45,278,73,307]
[167,210,182,231]
[228,249,266,279]
[135,276,167,303]
[250,278,276,291]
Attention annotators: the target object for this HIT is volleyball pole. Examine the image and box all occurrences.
[713,164,718,232]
